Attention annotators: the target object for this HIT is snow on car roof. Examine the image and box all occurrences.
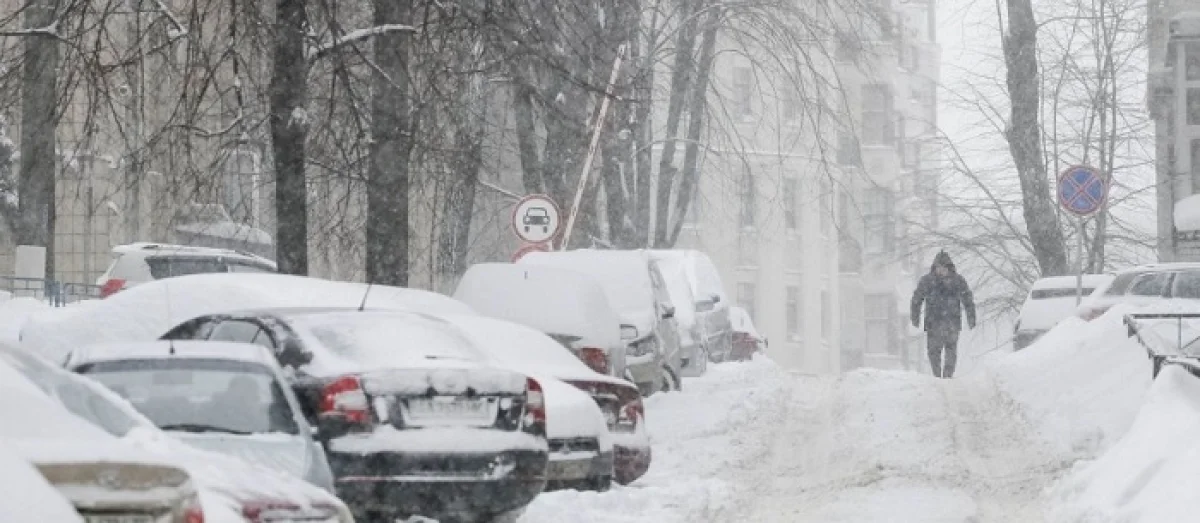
[68,340,279,368]
[518,249,656,321]
[452,263,623,349]
[19,273,475,362]
[1029,274,1115,291]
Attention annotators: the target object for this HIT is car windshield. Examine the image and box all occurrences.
[75,358,299,435]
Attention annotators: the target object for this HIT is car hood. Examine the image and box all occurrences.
[170,432,310,484]
[536,376,611,449]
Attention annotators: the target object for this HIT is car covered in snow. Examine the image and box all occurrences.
[62,340,336,491]
[648,249,731,362]
[96,242,278,298]
[453,262,627,379]
[438,314,653,486]
[19,272,476,362]
[0,341,354,522]
[648,253,708,377]
[1076,263,1200,321]
[160,307,550,522]
[519,249,683,395]
[1014,274,1113,349]
[0,343,205,523]
[729,306,766,361]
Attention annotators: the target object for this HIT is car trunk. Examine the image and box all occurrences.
[35,460,192,520]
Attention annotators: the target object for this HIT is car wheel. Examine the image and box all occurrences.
[660,365,681,392]
[590,474,613,492]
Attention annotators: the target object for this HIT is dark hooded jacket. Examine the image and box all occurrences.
[911,251,976,332]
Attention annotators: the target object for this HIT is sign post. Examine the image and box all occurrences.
[1056,165,1109,305]
[511,194,562,261]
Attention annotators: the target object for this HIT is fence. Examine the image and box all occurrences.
[0,276,101,307]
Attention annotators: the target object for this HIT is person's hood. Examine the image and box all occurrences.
[930,250,956,273]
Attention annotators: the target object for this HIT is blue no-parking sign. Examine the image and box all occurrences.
[1057,165,1108,216]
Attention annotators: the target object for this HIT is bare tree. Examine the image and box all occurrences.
[270,0,310,275]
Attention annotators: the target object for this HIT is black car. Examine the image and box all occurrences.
[161,307,549,523]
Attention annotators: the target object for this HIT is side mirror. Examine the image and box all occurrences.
[278,339,314,368]
[662,305,676,320]
[620,324,640,341]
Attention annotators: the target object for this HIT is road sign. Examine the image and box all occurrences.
[1057,165,1108,216]
[512,194,562,244]
[512,242,550,262]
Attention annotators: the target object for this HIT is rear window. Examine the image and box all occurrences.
[146,257,226,279]
[1031,288,1096,300]
[1128,273,1172,297]
[1172,271,1200,299]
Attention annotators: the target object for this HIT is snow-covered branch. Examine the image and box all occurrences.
[308,24,416,61]
[0,21,58,38]
[151,0,188,38]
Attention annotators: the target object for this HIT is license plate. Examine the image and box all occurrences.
[406,397,491,422]
[84,515,156,523]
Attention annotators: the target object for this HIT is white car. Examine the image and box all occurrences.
[1014,274,1113,349]
[439,314,653,486]
[648,250,731,362]
[0,341,354,522]
[97,242,278,298]
[1076,263,1200,321]
[63,340,336,491]
[649,254,707,377]
[453,262,627,379]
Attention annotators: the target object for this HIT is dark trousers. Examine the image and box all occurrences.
[926,327,959,378]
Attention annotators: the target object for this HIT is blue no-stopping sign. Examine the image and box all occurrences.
[1057,165,1108,216]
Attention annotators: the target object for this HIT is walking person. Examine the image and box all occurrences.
[910,251,976,378]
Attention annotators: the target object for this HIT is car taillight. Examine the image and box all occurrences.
[181,492,204,523]
[619,397,644,431]
[242,500,302,523]
[579,347,609,374]
[319,375,370,424]
[99,278,125,299]
[524,377,546,433]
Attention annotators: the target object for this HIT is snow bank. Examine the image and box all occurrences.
[1050,365,1200,522]
[521,357,793,522]
[0,297,48,343]
[985,305,1152,457]
[19,273,474,361]
[0,443,83,522]
[1174,193,1200,231]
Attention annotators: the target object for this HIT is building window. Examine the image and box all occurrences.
[733,66,753,117]
[738,282,757,321]
[740,170,755,228]
[784,178,798,231]
[1191,140,1200,182]
[1188,43,1200,81]
[837,133,861,166]
[862,84,894,145]
[865,293,893,354]
[684,187,701,226]
[864,187,895,255]
[838,190,853,233]
[1188,88,1200,126]
[820,290,831,341]
[786,285,800,339]
[819,177,832,236]
[223,146,260,225]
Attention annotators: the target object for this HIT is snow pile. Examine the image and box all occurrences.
[0,297,49,342]
[1049,365,1200,522]
[521,357,793,522]
[986,305,1152,457]
[19,273,474,361]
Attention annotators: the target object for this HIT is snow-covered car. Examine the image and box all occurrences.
[161,307,549,522]
[97,242,278,298]
[0,443,84,523]
[1076,263,1200,321]
[729,306,766,361]
[453,262,628,379]
[20,272,475,362]
[0,341,354,522]
[519,249,683,395]
[63,340,336,491]
[0,342,204,523]
[438,314,654,486]
[1014,274,1114,349]
[649,254,707,377]
[648,249,731,362]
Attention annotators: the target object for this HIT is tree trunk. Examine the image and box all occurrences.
[667,4,719,247]
[269,0,309,275]
[437,80,483,286]
[653,0,701,246]
[1002,0,1069,276]
[18,0,59,277]
[365,0,413,286]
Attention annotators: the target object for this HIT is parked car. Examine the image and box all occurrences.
[519,249,683,395]
[1014,274,1114,349]
[648,253,708,377]
[161,307,550,522]
[0,341,354,522]
[453,262,627,379]
[0,342,205,523]
[648,250,732,362]
[97,242,278,298]
[729,306,766,361]
[63,340,336,491]
[438,314,653,486]
[1076,263,1200,321]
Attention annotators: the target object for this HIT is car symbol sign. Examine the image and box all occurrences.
[512,194,562,244]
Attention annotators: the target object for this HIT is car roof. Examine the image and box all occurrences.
[1117,262,1200,274]
[68,340,280,368]
[1030,274,1114,291]
[215,305,439,319]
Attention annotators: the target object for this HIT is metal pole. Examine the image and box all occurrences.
[1076,218,1085,306]
[560,43,627,250]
